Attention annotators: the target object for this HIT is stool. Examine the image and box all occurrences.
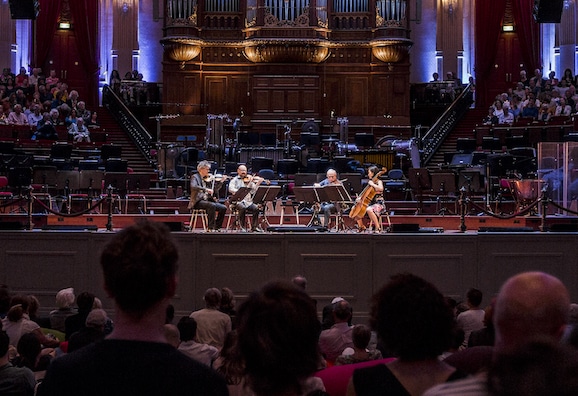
[226,203,250,231]
[189,209,208,232]
[124,194,147,214]
[67,194,91,214]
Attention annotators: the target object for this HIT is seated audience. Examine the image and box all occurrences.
[347,273,466,396]
[456,288,485,349]
[219,287,237,327]
[425,271,571,395]
[12,332,54,380]
[37,221,228,395]
[1,295,60,349]
[69,118,90,143]
[27,104,43,129]
[32,113,59,140]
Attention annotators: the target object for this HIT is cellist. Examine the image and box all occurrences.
[352,166,385,232]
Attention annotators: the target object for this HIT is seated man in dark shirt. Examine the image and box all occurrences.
[37,221,228,396]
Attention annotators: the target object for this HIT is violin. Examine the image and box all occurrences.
[203,174,226,183]
[242,174,270,185]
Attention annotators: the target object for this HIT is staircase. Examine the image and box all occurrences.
[97,108,153,173]
[427,107,487,166]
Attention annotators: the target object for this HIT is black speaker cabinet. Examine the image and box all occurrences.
[9,0,39,20]
[533,0,563,23]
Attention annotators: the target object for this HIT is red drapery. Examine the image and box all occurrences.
[512,0,541,73]
[34,0,99,106]
[35,0,62,69]
[69,0,99,106]
[475,1,507,107]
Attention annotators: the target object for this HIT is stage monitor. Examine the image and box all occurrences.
[450,153,473,167]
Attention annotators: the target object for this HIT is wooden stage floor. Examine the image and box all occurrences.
[0,212,576,233]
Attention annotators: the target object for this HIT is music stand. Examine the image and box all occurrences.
[408,168,432,214]
[227,186,252,230]
[322,184,354,231]
[252,185,281,228]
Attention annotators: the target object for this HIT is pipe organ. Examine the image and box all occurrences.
[333,0,368,13]
[265,0,310,22]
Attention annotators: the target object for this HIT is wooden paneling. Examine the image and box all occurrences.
[344,77,368,115]
[205,76,228,114]
[4,232,578,323]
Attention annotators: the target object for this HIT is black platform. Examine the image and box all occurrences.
[267,225,328,233]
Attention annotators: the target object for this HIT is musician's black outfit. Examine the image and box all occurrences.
[189,173,227,230]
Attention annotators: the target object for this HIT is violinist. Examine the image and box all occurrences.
[188,160,228,231]
[314,169,342,228]
[351,166,385,232]
[228,165,265,232]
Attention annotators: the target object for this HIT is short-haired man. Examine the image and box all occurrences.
[190,288,232,350]
[37,221,228,396]
[319,299,354,363]
[314,169,342,228]
[177,316,219,367]
[228,164,265,232]
[424,271,571,395]
[189,160,228,231]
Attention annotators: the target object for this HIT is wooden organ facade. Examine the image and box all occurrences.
[160,0,413,140]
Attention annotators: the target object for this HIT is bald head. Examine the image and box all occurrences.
[494,272,570,351]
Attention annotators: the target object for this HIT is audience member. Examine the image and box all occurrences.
[487,338,578,396]
[0,330,35,395]
[319,299,353,364]
[37,221,228,395]
[424,271,571,395]
[67,309,107,353]
[32,113,59,140]
[27,104,43,128]
[456,288,485,349]
[163,324,180,348]
[69,118,91,142]
[236,280,326,396]
[219,287,237,327]
[214,330,247,396]
[48,288,75,333]
[336,324,382,365]
[468,299,495,348]
[64,291,94,340]
[177,316,219,367]
[12,332,53,380]
[1,295,60,348]
[292,275,308,290]
[7,104,28,125]
[347,273,466,396]
[190,287,232,349]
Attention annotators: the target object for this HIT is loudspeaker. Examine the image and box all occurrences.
[9,0,39,20]
[533,0,563,23]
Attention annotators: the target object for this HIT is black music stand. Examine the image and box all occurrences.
[252,185,281,228]
[227,186,252,230]
[322,184,354,231]
[293,186,320,225]
[408,168,432,214]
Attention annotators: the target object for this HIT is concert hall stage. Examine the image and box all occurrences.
[2,212,578,323]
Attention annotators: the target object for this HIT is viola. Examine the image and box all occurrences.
[203,174,226,183]
[348,167,387,219]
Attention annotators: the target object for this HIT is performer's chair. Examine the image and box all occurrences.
[189,209,208,232]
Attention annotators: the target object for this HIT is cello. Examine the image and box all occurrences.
[348,167,387,219]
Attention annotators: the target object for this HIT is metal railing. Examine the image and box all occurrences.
[420,83,473,165]
[102,85,156,169]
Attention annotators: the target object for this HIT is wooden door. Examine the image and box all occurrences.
[485,33,523,104]
[44,29,92,104]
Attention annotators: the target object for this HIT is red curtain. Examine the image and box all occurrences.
[512,0,541,73]
[69,0,99,106]
[475,1,507,107]
[35,0,62,68]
